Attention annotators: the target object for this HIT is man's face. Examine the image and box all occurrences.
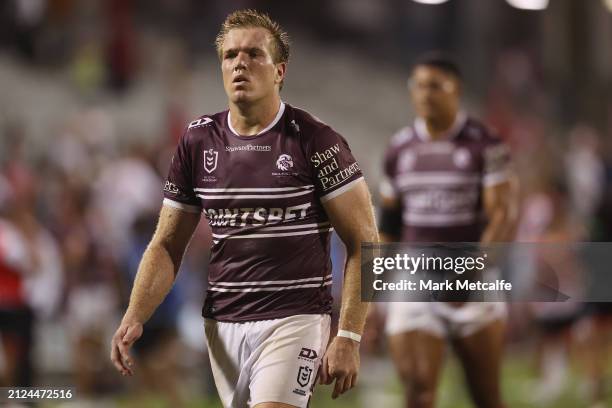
[409,65,460,121]
[221,27,286,105]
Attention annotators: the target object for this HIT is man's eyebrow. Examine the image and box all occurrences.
[223,46,264,55]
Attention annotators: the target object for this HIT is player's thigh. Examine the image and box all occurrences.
[249,314,330,408]
[253,403,298,408]
[451,318,505,408]
[386,302,446,385]
[388,330,446,388]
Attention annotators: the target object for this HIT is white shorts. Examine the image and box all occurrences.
[385,302,507,339]
[204,314,331,408]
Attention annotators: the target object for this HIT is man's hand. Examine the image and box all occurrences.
[319,336,360,399]
[110,320,143,376]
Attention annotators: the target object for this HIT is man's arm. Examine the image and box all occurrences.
[110,205,200,376]
[378,195,402,243]
[318,180,379,398]
[481,176,518,243]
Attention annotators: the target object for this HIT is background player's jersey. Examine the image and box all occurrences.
[381,113,511,242]
[0,219,30,308]
[163,102,363,322]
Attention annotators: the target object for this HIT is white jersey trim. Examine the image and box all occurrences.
[212,227,333,240]
[163,198,201,213]
[197,189,313,200]
[257,222,331,232]
[414,111,467,141]
[483,171,510,187]
[211,274,332,287]
[320,176,364,203]
[209,281,332,293]
[403,211,476,226]
[227,101,286,137]
[396,172,480,188]
[195,185,314,193]
[380,177,398,199]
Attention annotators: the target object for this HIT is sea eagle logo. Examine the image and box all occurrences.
[204,148,218,174]
[276,154,293,171]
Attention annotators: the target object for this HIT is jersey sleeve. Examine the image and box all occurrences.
[162,130,202,213]
[380,141,401,200]
[482,136,512,188]
[309,127,364,203]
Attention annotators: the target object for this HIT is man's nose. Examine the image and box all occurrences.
[233,52,248,71]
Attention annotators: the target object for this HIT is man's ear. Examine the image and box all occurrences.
[275,62,287,85]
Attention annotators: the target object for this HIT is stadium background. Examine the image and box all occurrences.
[1,0,612,407]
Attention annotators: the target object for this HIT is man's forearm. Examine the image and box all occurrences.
[122,242,178,324]
[480,208,509,244]
[338,247,371,336]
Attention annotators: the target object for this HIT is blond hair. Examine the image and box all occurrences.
[215,9,290,64]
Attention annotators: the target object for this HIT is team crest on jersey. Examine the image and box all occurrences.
[453,148,472,169]
[276,154,294,171]
[204,148,219,174]
[296,366,313,388]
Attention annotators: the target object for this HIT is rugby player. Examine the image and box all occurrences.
[110,9,377,408]
[379,53,515,408]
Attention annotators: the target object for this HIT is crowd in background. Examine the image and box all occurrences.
[1,0,612,407]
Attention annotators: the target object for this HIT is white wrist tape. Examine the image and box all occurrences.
[337,330,361,342]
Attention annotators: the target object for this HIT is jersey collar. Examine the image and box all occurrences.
[414,111,467,142]
[227,101,286,137]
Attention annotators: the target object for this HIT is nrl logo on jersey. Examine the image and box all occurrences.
[204,148,218,174]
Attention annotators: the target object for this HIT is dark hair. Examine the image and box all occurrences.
[412,51,462,81]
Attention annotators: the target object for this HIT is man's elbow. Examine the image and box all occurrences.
[345,225,379,255]
[146,238,184,274]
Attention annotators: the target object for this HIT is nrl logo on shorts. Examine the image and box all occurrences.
[296,365,313,388]
[276,154,293,171]
[204,148,219,174]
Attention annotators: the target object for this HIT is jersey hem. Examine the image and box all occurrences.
[483,171,510,187]
[203,310,333,323]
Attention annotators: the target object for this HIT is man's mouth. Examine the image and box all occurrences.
[233,75,248,85]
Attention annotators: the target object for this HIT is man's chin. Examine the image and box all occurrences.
[419,110,441,121]
[229,91,253,105]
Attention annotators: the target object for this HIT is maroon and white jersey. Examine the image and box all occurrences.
[163,102,363,322]
[381,113,511,242]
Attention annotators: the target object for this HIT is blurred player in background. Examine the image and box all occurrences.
[0,180,34,389]
[378,53,516,408]
[110,9,377,408]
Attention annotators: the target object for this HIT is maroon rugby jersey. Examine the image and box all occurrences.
[381,113,511,242]
[163,102,363,322]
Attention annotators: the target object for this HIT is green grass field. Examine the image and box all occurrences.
[42,353,610,408]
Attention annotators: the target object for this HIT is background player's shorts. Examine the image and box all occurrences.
[385,302,507,338]
[204,314,331,408]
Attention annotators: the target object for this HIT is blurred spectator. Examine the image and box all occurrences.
[565,124,605,232]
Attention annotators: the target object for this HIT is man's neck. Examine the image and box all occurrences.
[424,111,458,140]
[229,96,282,136]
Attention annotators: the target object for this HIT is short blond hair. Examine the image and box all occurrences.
[215,9,290,64]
